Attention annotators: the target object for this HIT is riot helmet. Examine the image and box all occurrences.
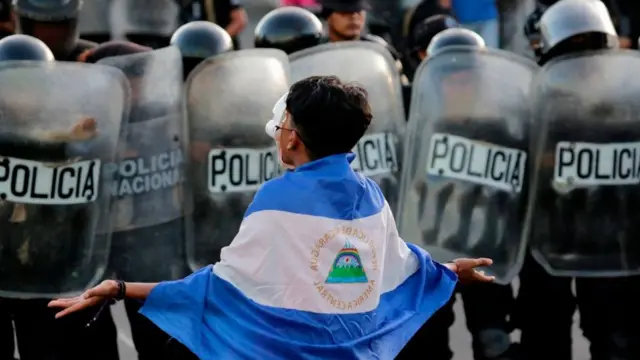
[424,28,486,116]
[170,21,233,81]
[411,15,459,62]
[254,6,323,54]
[538,0,618,65]
[426,28,486,58]
[13,0,82,59]
[0,34,54,61]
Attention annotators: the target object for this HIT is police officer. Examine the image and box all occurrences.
[170,20,233,81]
[254,6,324,54]
[0,35,54,359]
[401,15,458,117]
[1,5,119,358]
[516,1,640,359]
[405,14,459,80]
[12,0,98,61]
[398,28,519,360]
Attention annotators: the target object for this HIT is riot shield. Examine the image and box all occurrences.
[0,61,129,298]
[185,49,290,270]
[290,41,405,210]
[397,47,537,284]
[97,47,188,282]
[527,50,640,277]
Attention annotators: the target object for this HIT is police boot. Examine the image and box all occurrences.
[473,328,518,360]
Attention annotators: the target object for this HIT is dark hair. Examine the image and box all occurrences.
[286,75,372,160]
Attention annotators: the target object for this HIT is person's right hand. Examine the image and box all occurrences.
[47,280,119,319]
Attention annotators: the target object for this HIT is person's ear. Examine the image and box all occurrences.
[286,130,299,151]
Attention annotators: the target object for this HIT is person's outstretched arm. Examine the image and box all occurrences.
[48,280,159,318]
[121,282,158,300]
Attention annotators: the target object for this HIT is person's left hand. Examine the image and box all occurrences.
[446,258,495,283]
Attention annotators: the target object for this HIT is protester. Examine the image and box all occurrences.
[50,75,494,359]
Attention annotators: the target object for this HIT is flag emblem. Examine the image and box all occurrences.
[325,240,368,284]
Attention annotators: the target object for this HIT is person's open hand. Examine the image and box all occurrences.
[447,258,495,283]
[47,280,118,319]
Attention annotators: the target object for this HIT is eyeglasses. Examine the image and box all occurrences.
[274,115,307,145]
[274,124,296,133]
[275,112,296,134]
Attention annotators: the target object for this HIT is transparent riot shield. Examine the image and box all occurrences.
[97,47,189,282]
[527,50,640,277]
[290,41,405,210]
[185,49,290,270]
[0,61,129,298]
[397,47,537,284]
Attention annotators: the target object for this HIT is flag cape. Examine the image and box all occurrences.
[140,153,457,359]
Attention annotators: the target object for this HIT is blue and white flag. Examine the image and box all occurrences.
[140,153,457,359]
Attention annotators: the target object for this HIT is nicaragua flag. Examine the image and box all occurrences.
[140,153,457,359]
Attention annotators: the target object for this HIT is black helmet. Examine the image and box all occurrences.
[170,21,233,59]
[426,28,485,58]
[412,15,459,53]
[0,34,54,61]
[13,0,82,58]
[170,21,233,80]
[538,0,618,65]
[254,7,323,54]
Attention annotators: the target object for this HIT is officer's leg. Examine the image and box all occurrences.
[14,298,119,360]
[396,294,456,360]
[514,252,575,360]
[460,283,516,359]
[124,298,173,360]
[576,276,640,360]
[0,298,15,359]
[13,299,63,360]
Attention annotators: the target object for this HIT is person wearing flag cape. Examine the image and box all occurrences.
[48,75,494,359]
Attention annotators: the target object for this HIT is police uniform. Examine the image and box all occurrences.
[396,28,520,360]
[2,2,118,358]
[13,0,99,61]
[517,1,640,359]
